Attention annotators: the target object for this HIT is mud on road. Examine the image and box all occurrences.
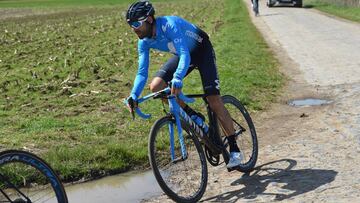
[145,1,360,202]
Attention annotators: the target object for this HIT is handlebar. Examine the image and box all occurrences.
[124,87,195,119]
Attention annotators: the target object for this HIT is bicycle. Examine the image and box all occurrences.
[0,149,68,203]
[126,86,258,203]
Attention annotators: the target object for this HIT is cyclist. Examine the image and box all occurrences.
[125,0,242,168]
[251,0,259,16]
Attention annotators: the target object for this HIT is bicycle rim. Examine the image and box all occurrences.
[0,150,68,203]
[220,95,258,172]
[149,116,207,203]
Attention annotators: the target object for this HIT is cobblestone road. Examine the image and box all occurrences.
[145,1,360,202]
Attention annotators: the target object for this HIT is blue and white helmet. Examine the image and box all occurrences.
[126,1,155,23]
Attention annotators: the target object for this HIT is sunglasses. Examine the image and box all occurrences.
[128,17,148,29]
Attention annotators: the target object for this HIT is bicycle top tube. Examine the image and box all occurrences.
[124,87,195,119]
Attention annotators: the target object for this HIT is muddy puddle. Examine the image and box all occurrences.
[288,98,333,107]
[65,170,162,203]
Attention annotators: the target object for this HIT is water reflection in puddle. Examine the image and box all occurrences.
[288,98,332,107]
[65,170,161,203]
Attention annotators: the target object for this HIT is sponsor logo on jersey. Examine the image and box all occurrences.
[185,30,203,43]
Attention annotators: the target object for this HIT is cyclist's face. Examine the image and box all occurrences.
[132,22,148,39]
[131,17,152,39]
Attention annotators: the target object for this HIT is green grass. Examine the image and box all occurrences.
[0,0,174,8]
[213,0,282,109]
[305,0,360,22]
[0,0,283,182]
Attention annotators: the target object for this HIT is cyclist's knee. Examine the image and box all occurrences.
[149,77,167,92]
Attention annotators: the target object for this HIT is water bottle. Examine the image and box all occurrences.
[191,115,209,134]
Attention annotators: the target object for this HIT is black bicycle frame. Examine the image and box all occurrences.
[185,94,224,155]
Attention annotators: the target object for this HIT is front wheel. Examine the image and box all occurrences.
[0,150,68,203]
[219,95,258,172]
[148,116,208,203]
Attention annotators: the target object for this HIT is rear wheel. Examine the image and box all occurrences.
[0,150,68,203]
[219,95,258,172]
[148,116,208,203]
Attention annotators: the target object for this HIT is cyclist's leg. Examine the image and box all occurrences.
[254,0,259,15]
[150,77,167,92]
[151,56,176,92]
[151,56,195,91]
[152,55,195,106]
[206,95,234,135]
[197,40,243,167]
[196,39,242,157]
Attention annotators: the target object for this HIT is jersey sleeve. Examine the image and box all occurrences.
[130,40,150,99]
[163,19,191,81]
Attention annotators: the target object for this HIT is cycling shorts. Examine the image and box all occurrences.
[155,38,220,95]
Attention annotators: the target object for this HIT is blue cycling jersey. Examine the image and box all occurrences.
[130,16,208,99]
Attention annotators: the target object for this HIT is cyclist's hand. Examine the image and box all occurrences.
[171,78,182,95]
[125,95,138,119]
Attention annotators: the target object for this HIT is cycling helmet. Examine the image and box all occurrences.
[126,1,155,23]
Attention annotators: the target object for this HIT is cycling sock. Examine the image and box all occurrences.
[228,134,240,152]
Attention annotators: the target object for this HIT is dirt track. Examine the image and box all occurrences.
[145,1,360,202]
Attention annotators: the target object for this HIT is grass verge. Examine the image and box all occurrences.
[305,0,360,22]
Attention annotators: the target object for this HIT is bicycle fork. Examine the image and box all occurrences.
[168,96,188,163]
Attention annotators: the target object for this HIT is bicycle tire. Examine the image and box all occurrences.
[148,116,207,203]
[0,150,68,203]
[219,95,258,172]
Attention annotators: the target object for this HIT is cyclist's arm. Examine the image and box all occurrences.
[130,40,150,99]
[164,21,191,82]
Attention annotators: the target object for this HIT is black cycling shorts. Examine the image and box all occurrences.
[155,38,220,95]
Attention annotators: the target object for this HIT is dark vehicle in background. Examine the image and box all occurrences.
[267,0,302,7]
